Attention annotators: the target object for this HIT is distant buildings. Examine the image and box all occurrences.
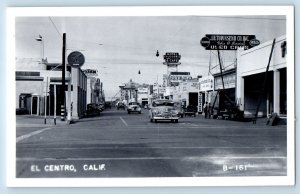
[120,35,287,120]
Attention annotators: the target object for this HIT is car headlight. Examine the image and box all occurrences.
[152,110,161,115]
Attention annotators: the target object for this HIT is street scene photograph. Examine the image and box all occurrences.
[9,6,294,186]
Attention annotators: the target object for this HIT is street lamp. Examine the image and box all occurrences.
[156,50,159,57]
[35,34,44,64]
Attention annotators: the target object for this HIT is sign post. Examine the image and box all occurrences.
[67,50,85,123]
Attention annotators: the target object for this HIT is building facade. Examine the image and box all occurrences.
[236,35,287,118]
[16,59,88,120]
[198,75,214,112]
[119,79,139,104]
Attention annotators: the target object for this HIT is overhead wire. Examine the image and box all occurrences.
[48,17,63,38]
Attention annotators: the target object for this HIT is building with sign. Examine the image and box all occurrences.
[168,72,193,86]
[198,75,214,113]
[137,84,150,107]
[236,35,287,118]
[119,79,139,104]
[15,59,88,120]
[213,67,236,99]
[163,52,183,86]
[171,79,199,109]
[70,67,87,119]
[83,69,103,105]
[152,83,165,99]
[86,77,99,104]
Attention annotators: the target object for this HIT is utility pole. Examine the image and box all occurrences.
[44,77,48,124]
[54,84,57,125]
[217,49,225,114]
[253,38,276,124]
[61,33,66,121]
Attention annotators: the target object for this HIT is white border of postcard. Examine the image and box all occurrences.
[6,6,295,187]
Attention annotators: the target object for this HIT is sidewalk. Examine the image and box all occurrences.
[16,115,68,127]
[196,113,286,127]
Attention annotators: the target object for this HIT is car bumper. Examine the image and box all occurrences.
[128,109,141,112]
[153,116,179,120]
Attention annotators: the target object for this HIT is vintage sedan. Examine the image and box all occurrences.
[85,103,101,117]
[149,100,179,123]
[127,102,142,114]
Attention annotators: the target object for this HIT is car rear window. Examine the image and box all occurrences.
[152,101,174,107]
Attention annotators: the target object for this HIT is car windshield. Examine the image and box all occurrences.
[152,101,174,107]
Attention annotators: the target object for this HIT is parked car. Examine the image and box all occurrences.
[117,102,126,110]
[127,102,142,114]
[104,102,112,109]
[174,102,184,118]
[85,103,101,117]
[184,105,197,117]
[97,103,105,112]
[149,100,179,123]
[16,108,28,115]
[144,104,150,109]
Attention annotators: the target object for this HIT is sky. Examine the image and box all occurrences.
[15,15,286,99]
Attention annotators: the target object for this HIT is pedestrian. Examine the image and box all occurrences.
[203,102,208,119]
[208,103,212,119]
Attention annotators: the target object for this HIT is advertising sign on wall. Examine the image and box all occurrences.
[214,73,236,90]
[199,75,214,91]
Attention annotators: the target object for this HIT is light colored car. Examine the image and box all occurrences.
[127,102,142,114]
[174,102,184,118]
[149,100,179,123]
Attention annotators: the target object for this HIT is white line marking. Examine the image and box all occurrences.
[16,127,53,143]
[17,156,287,161]
[120,117,128,127]
[20,146,284,150]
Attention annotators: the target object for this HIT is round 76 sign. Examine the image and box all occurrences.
[67,51,85,67]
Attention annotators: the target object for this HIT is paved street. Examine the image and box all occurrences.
[16,108,287,178]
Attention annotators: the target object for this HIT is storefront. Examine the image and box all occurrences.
[236,35,287,118]
[198,75,214,113]
[15,61,87,120]
[212,68,236,111]
[171,79,199,109]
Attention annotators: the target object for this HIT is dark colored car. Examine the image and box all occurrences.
[117,102,126,110]
[105,102,112,109]
[85,103,101,116]
[184,105,197,117]
[97,103,105,112]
